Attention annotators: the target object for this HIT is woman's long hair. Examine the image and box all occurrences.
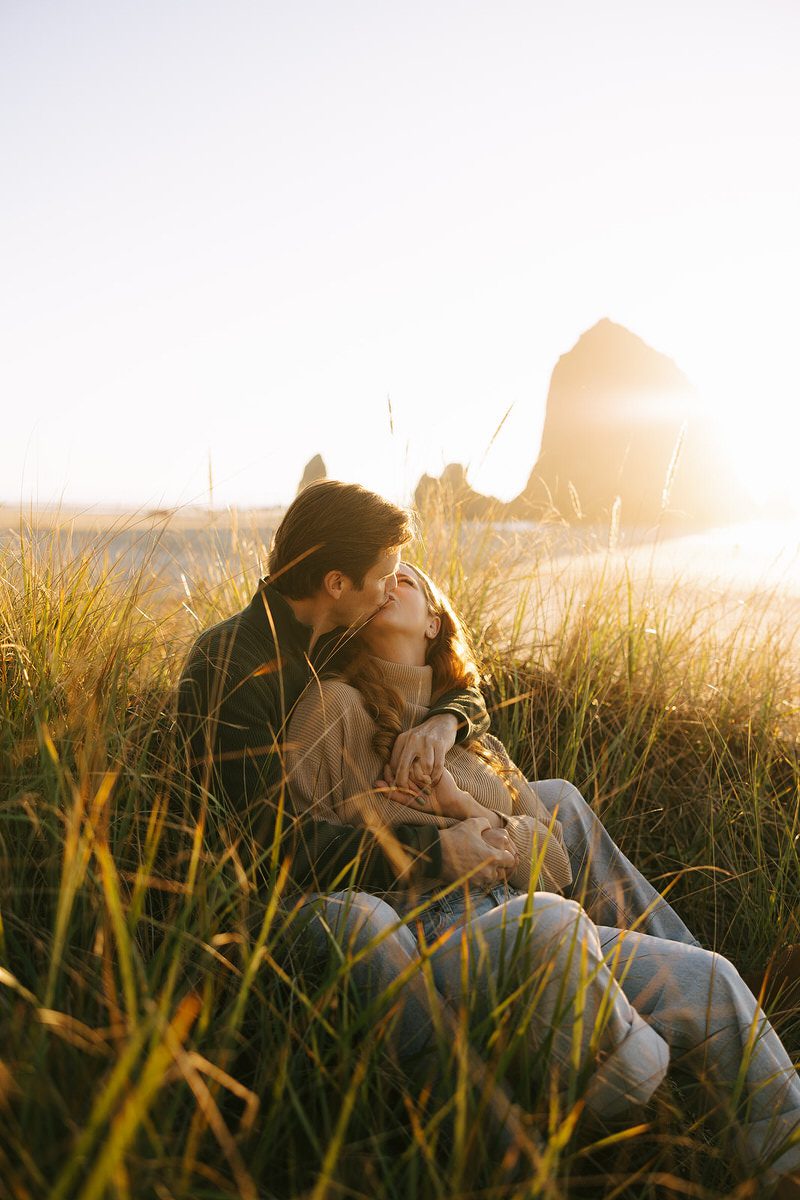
[336,564,484,762]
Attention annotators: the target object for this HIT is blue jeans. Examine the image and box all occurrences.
[293,780,800,1182]
[530,777,701,945]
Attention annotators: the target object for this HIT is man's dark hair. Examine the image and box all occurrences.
[267,480,414,599]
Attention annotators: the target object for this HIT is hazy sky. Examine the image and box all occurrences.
[3,1,799,511]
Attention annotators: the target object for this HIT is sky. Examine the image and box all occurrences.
[2,0,799,513]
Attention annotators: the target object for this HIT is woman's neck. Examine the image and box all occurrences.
[362,633,427,667]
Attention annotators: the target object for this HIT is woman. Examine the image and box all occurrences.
[289,562,573,901]
[287,562,800,1190]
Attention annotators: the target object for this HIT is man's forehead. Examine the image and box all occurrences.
[371,547,401,573]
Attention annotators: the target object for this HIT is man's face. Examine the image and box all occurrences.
[336,547,401,626]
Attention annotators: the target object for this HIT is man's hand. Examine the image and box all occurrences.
[439,817,518,889]
[481,825,517,859]
[388,713,459,790]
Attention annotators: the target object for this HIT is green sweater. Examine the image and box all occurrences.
[176,581,490,891]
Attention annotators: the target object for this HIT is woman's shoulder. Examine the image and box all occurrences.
[292,676,368,722]
[315,675,365,705]
[478,732,514,765]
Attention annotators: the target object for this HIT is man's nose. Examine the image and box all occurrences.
[386,571,399,595]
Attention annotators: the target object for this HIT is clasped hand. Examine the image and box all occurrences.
[375,764,518,886]
[385,711,459,791]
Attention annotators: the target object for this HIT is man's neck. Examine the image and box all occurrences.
[281,592,337,653]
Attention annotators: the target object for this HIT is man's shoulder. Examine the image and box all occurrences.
[184,604,269,665]
[177,601,280,710]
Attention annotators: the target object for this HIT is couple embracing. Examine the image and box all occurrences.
[177,479,800,1194]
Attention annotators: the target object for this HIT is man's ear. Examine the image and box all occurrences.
[425,614,441,641]
[322,569,348,600]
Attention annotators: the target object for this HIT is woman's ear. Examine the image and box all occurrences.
[425,613,441,641]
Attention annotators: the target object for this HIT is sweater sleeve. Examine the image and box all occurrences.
[482,736,573,893]
[501,815,572,892]
[428,684,490,743]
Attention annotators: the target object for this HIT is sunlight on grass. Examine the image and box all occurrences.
[1,504,799,1198]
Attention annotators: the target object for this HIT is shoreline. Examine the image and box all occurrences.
[0,503,287,533]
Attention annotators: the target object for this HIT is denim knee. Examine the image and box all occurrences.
[702,951,753,1018]
[528,893,588,942]
[552,780,589,822]
[497,894,596,969]
[316,889,408,949]
[532,778,588,825]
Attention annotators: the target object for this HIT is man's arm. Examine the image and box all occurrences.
[288,818,443,891]
[289,802,516,892]
[387,683,490,789]
[428,683,490,743]
[177,640,447,892]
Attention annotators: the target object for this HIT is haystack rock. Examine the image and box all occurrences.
[296,454,327,494]
[414,463,500,519]
[512,319,754,530]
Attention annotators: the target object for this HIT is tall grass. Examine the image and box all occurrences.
[1,507,799,1198]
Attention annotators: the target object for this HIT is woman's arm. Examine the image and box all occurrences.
[376,766,521,882]
[425,772,559,891]
[481,735,573,892]
[417,763,567,892]
[378,764,506,828]
[386,735,573,893]
[286,680,449,888]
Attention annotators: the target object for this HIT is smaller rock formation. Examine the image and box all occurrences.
[296,454,327,494]
[414,463,501,519]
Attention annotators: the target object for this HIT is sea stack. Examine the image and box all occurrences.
[515,319,753,530]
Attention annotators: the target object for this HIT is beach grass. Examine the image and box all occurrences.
[1,506,799,1199]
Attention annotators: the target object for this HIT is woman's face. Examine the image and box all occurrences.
[361,563,440,650]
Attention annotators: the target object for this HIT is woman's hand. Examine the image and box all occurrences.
[375,765,469,819]
[376,765,506,831]
[373,772,431,810]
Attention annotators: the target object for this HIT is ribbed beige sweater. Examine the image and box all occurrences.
[286,657,572,894]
